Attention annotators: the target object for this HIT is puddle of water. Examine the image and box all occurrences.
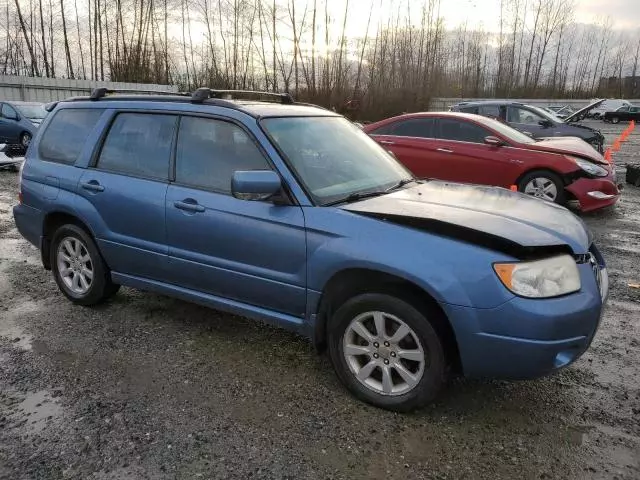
[12,390,62,434]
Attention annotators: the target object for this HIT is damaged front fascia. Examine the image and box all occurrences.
[352,211,574,260]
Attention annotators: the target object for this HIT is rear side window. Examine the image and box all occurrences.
[371,118,434,138]
[175,116,270,193]
[436,118,491,143]
[479,105,501,118]
[39,109,103,164]
[459,106,479,114]
[96,113,177,180]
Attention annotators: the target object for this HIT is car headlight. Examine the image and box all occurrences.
[567,156,608,177]
[493,255,581,298]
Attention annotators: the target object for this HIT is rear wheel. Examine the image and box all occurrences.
[328,293,446,412]
[50,224,119,305]
[518,170,566,205]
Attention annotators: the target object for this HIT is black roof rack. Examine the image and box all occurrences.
[90,87,189,100]
[191,88,294,104]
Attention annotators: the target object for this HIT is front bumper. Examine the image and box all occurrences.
[443,262,606,379]
[565,175,620,212]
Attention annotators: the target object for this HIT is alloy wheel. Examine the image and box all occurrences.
[57,236,94,295]
[342,311,426,396]
[524,177,558,201]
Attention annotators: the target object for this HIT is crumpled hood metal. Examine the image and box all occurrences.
[342,181,591,257]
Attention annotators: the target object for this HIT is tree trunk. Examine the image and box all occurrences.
[60,0,74,78]
[13,0,40,76]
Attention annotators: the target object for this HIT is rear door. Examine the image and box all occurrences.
[165,115,307,317]
[431,117,521,186]
[77,111,176,282]
[368,118,440,178]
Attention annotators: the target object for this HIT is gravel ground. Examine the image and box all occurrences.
[0,120,639,480]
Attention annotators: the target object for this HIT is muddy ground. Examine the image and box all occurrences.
[0,120,639,480]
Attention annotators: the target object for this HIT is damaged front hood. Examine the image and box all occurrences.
[564,99,605,123]
[342,181,591,257]
[527,137,607,164]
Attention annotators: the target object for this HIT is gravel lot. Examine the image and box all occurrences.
[1,120,639,480]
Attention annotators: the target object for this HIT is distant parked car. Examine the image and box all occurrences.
[603,105,640,124]
[450,100,605,152]
[590,99,633,120]
[364,112,620,212]
[0,101,46,147]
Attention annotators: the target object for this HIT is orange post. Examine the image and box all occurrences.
[604,148,612,163]
[509,185,518,192]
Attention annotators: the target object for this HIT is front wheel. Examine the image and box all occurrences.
[328,293,446,412]
[518,170,566,205]
[51,224,119,305]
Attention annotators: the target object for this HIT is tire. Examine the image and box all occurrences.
[327,293,446,412]
[19,132,31,147]
[518,170,566,206]
[611,117,620,124]
[50,224,119,305]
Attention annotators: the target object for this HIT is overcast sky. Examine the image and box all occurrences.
[335,0,640,37]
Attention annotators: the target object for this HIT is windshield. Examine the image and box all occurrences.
[261,116,412,205]
[15,103,46,119]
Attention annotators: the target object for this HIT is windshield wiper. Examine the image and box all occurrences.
[323,189,388,206]
[384,178,415,193]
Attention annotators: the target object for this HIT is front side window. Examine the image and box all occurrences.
[39,109,103,164]
[15,103,47,120]
[175,116,270,192]
[507,106,546,125]
[435,118,491,143]
[97,113,177,180]
[262,116,411,205]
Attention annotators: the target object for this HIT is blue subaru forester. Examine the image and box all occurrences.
[13,88,608,411]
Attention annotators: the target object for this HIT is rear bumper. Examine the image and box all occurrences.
[13,203,43,249]
[566,176,620,212]
[442,263,605,379]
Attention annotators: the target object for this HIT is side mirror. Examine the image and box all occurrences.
[231,170,283,202]
[538,120,553,128]
[484,136,504,146]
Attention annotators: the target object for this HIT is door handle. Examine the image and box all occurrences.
[379,140,395,145]
[174,200,205,213]
[81,181,104,192]
[436,148,453,153]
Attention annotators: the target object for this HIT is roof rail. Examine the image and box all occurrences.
[191,88,294,104]
[89,87,189,100]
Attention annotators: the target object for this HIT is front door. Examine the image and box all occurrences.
[165,116,307,317]
[506,105,548,138]
[77,112,177,282]
[431,117,520,187]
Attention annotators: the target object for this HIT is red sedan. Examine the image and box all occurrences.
[363,112,620,212]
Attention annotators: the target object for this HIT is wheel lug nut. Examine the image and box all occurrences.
[373,353,379,358]
[383,359,389,365]
[373,342,379,348]
[390,352,396,357]
[384,341,390,347]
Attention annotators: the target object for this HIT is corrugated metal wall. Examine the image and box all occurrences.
[0,75,178,102]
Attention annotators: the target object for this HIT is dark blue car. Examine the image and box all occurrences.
[450,100,605,152]
[13,88,608,411]
[0,101,46,147]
